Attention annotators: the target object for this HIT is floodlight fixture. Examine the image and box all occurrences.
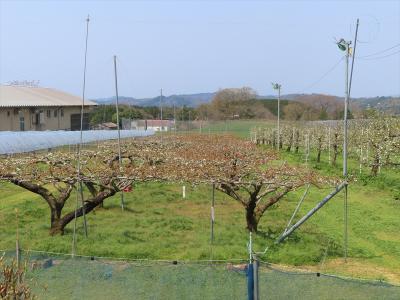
[271,82,281,90]
[337,38,351,52]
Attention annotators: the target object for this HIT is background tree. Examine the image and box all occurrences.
[283,102,309,121]
[209,87,258,120]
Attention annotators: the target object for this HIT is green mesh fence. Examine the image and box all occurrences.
[2,250,400,299]
[4,251,248,299]
[258,263,400,300]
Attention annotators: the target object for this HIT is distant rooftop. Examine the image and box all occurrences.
[0,85,97,107]
[141,120,174,126]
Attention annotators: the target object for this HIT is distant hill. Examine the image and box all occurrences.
[352,96,400,115]
[289,94,400,115]
[93,92,400,114]
[95,93,216,108]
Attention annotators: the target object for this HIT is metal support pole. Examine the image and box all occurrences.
[78,15,90,141]
[76,15,90,238]
[114,55,125,211]
[304,133,308,163]
[15,209,20,274]
[343,19,359,261]
[292,127,295,153]
[359,129,363,174]
[210,183,215,244]
[344,184,348,261]
[160,88,163,142]
[343,41,351,262]
[277,86,281,150]
[272,83,281,151]
[189,110,191,132]
[343,48,349,179]
[249,231,253,263]
[71,187,79,257]
[16,239,20,268]
[173,102,176,134]
[78,181,88,236]
[307,133,310,162]
[328,127,331,164]
[283,184,310,234]
[277,181,347,243]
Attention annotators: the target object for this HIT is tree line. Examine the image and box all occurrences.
[91,86,378,126]
[90,103,197,126]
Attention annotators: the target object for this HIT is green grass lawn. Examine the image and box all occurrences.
[198,119,275,138]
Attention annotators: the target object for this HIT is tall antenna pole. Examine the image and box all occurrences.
[114,55,125,211]
[76,15,90,238]
[160,88,163,142]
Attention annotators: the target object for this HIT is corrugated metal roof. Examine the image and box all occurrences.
[0,85,97,107]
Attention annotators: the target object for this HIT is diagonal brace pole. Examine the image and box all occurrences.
[283,184,310,234]
[277,181,347,244]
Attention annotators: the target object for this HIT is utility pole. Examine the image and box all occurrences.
[114,55,125,211]
[339,41,351,179]
[337,34,354,262]
[272,83,282,151]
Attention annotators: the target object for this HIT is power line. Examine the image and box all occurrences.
[357,43,400,58]
[299,56,344,93]
[358,49,400,60]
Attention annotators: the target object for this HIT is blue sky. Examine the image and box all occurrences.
[1,0,399,99]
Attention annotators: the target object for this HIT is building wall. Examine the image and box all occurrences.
[0,106,92,131]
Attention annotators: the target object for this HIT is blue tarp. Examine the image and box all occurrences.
[0,130,154,155]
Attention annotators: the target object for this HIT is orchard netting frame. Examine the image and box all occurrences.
[0,129,154,155]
